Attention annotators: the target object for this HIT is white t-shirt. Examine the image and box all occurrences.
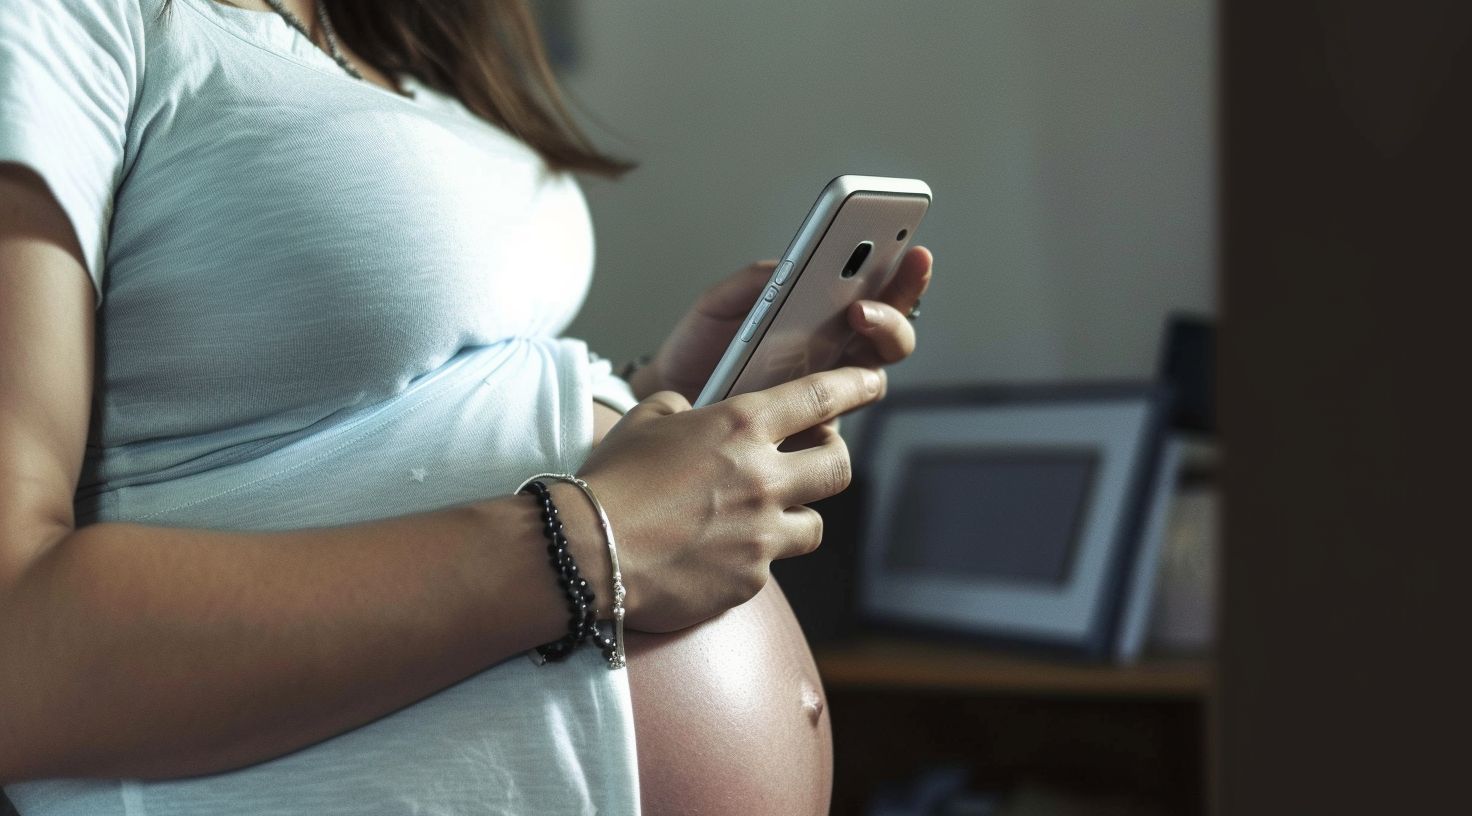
[0,0,641,813]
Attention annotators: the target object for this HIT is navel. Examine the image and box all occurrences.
[799,680,825,726]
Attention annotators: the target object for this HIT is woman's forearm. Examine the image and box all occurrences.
[0,484,607,783]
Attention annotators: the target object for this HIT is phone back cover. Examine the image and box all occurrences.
[730,192,930,397]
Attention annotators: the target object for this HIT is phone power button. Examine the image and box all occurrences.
[772,259,794,285]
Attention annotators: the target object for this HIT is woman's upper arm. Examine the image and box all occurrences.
[0,0,144,586]
[0,165,96,589]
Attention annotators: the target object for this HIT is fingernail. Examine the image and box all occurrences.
[860,303,881,326]
[862,369,881,395]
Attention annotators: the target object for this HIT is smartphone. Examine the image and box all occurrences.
[694,175,931,408]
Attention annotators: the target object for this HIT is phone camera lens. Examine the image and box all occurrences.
[896,229,908,241]
[841,241,874,278]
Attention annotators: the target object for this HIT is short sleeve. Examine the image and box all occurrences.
[0,0,145,308]
[586,350,640,414]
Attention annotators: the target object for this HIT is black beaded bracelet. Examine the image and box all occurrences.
[522,480,601,663]
[519,473,626,669]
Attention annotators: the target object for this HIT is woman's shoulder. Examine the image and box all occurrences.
[1,1,242,58]
[0,0,157,67]
[2,0,159,30]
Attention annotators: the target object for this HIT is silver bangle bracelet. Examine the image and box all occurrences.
[515,472,627,670]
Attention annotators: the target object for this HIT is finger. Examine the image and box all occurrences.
[777,418,840,453]
[746,366,885,441]
[773,506,825,560]
[623,390,692,424]
[778,430,854,508]
[695,260,778,320]
[875,245,933,312]
[848,300,917,364]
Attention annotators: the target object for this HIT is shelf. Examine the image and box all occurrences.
[815,638,1212,699]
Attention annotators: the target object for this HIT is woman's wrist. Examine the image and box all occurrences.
[541,483,614,620]
[624,355,664,401]
[463,485,613,643]
[517,475,626,668]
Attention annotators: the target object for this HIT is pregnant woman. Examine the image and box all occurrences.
[0,1,931,814]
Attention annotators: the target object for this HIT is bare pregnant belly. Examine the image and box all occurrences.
[590,402,832,815]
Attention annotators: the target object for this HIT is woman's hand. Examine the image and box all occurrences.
[629,246,934,402]
[577,366,886,633]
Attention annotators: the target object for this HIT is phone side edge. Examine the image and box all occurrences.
[693,180,855,407]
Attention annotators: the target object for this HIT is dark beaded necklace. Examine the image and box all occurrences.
[260,0,415,99]
[260,0,363,82]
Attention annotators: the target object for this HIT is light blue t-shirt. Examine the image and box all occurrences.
[0,0,641,813]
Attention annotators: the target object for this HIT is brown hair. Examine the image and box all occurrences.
[171,1,631,177]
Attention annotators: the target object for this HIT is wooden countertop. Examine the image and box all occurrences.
[815,637,1212,698]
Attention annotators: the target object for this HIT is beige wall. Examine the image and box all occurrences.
[561,0,1214,387]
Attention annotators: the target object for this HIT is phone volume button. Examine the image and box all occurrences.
[772,259,794,285]
[741,299,773,342]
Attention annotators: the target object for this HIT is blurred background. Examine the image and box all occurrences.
[562,0,1213,387]
[545,2,1467,814]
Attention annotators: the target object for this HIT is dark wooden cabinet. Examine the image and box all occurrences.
[817,640,1210,814]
